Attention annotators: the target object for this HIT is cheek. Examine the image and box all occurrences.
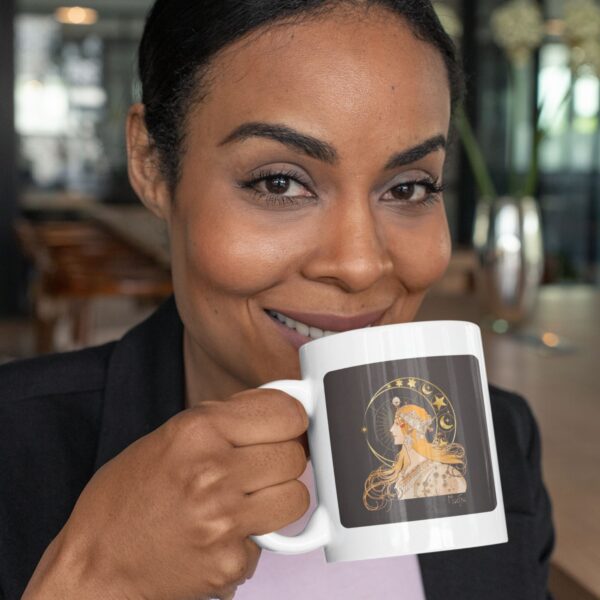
[384,211,451,291]
[170,191,316,300]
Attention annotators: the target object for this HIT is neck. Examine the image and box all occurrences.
[183,329,247,408]
[405,445,429,469]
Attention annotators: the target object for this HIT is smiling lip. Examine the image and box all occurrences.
[264,308,387,332]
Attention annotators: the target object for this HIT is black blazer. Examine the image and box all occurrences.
[0,298,554,599]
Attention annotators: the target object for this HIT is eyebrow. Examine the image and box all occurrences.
[218,121,446,169]
[384,134,446,170]
[219,122,337,164]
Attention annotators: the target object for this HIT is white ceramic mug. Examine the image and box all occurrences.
[251,320,507,562]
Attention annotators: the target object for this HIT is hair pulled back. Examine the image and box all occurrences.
[139,0,464,190]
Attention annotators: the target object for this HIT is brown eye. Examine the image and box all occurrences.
[384,180,442,206]
[265,175,292,194]
[240,169,317,210]
[391,183,417,201]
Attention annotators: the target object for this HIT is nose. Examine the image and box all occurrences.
[301,193,394,293]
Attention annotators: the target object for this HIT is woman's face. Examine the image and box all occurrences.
[390,421,407,446]
[137,8,452,399]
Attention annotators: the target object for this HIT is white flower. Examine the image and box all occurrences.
[571,38,600,75]
[563,0,600,74]
[491,0,545,65]
[563,0,600,46]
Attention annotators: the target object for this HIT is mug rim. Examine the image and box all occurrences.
[300,319,480,353]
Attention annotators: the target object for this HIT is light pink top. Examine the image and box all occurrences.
[236,461,427,599]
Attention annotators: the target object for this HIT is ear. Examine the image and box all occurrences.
[126,103,172,222]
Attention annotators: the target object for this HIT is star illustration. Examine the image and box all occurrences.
[361,427,368,433]
[395,379,403,387]
[433,396,447,410]
[407,378,417,388]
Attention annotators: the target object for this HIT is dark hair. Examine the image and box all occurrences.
[139,0,464,190]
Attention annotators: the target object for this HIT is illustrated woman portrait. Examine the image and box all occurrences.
[364,398,467,510]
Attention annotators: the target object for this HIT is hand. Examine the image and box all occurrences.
[23,388,310,600]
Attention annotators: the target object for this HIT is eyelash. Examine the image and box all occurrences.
[239,169,444,209]
[240,169,315,208]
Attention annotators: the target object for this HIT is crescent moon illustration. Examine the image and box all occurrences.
[439,415,454,431]
[421,384,434,395]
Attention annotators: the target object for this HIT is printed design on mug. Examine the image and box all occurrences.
[362,377,468,511]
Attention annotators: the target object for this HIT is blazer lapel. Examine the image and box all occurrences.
[418,513,532,599]
[419,551,466,599]
[94,296,185,470]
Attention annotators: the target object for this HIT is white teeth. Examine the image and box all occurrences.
[309,326,323,339]
[268,310,336,340]
[296,322,310,336]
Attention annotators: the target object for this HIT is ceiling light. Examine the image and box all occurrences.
[54,6,98,26]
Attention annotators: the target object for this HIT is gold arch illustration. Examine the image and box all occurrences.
[362,376,458,467]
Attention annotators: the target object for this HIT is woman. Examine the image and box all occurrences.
[364,402,467,509]
[0,1,554,599]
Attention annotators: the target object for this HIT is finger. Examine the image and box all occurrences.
[243,537,262,580]
[198,388,308,446]
[232,440,308,493]
[241,479,311,536]
[211,586,238,600]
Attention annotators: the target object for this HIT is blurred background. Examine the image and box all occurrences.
[0,0,599,598]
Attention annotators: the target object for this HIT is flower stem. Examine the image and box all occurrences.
[523,84,573,198]
[456,106,498,202]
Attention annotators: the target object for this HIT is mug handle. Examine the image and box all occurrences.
[250,379,332,554]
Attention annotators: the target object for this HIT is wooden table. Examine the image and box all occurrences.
[417,285,600,599]
[21,193,171,268]
[15,217,172,353]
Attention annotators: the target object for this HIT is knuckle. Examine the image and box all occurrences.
[245,538,262,573]
[163,411,186,441]
[184,454,232,501]
[206,567,228,593]
[215,544,250,586]
[198,455,228,485]
[199,513,238,547]
[215,513,238,538]
[165,408,211,442]
[216,586,239,600]
[186,457,226,499]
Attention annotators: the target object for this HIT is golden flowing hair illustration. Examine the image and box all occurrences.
[363,404,466,511]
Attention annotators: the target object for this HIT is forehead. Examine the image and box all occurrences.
[190,8,450,157]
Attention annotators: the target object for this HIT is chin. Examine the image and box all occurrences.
[255,354,302,386]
